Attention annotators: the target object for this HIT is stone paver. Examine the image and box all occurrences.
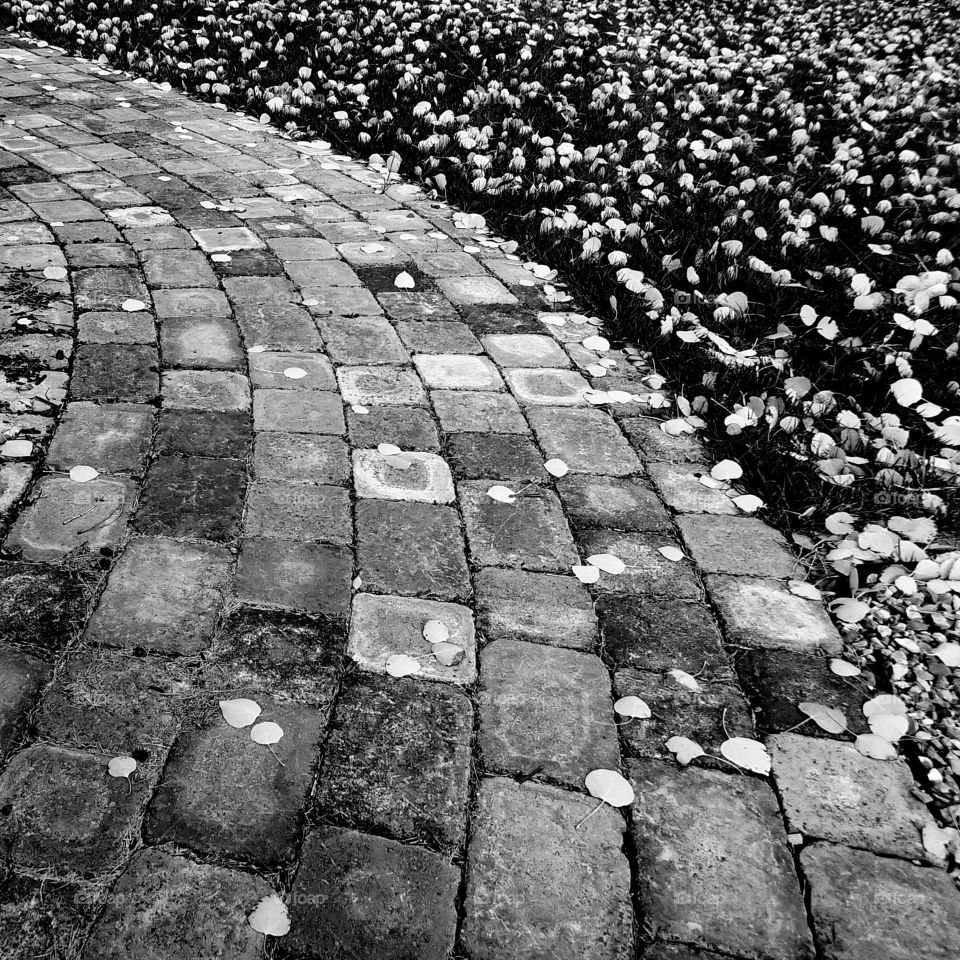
[0,41,946,958]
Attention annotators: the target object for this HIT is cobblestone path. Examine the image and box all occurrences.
[0,39,958,960]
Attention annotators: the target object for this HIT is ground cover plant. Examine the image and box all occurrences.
[4,0,960,826]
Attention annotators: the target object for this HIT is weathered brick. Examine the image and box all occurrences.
[233,300,322,350]
[159,316,244,369]
[506,367,590,406]
[141,248,218,288]
[432,390,528,433]
[336,364,426,406]
[253,388,345,434]
[558,475,671,530]
[252,432,350,485]
[413,353,503,390]
[347,405,440,452]
[0,561,87,653]
[352,449,455,503]
[161,369,250,411]
[288,826,460,960]
[646,462,739,515]
[676,516,798,578]
[72,344,159,401]
[156,409,251,458]
[0,641,49,757]
[46,402,153,475]
[395,319,481,354]
[482,333,569,368]
[527,407,640,475]
[462,777,632,960]
[244,481,351,544]
[315,673,472,849]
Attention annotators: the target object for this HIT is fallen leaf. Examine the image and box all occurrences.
[248,895,290,937]
[352,404,369,414]
[394,271,415,289]
[1,439,32,458]
[933,643,960,667]
[581,335,610,352]
[386,654,420,678]
[825,512,857,535]
[868,714,909,742]
[283,367,307,380]
[789,580,822,600]
[720,737,771,775]
[107,756,137,779]
[250,721,284,745]
[487,484,516,503]
[377,443,402,456]
[862,694,907,718]
[798,702,848,734]
[731,494,764,514]
[121,298,146,312]
[433,641,465,667]
[543,458,568,478]
[614,696,651,719]
[665,735,705,765]
[422,620,449,645]
[830,598,870,624]
[587,554,625,575]
[248,345,267,353]
[69,465,99,483]
[668,668,700,692]
[711,459,743,481]
[658,546,686,562]
[584,769,634,807]
[43,265,67,280]
[854,733,898,761]
[922,822,960,861]
[220,698,261,728]
[829,659,861,678]
[360,243,385,253]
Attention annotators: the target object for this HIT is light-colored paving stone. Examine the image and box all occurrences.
[352,449,455,503]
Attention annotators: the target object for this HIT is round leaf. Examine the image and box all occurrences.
[710,459,743,481]
[107,756,137,779]
[572,564,600,584]
[854,733,898,761]
[587,554,625,575]
[283,367,307,380]
[584,769,634,807]
[386,654,420,678]
[665,736,704,765]
[720,737,771,775]
[433,641,465,667]
[422,619,449,645]
[867,714,909,742]
[251,721,284,745]
[798,702,848,734]
[248,894,290,937]
[69,465,99,483]
[487,485,516,504]
[220,698,261,728]
[614,696,651,719]
[543,458,569,478]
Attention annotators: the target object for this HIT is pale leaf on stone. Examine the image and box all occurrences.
[219,698,261,728]
[487,484,516,504]
[829,658,861,678]
[571,564,600,584]
[658,545,685,563]
[720,737,771,775]
[250,721,284,745]
[107,756,137,779]
[665,735,704,765]
[433,641,465,667]
[614,696,651,719]
[668,668,700,692]
[587,554,625,575]
[543,458,568,478]
[855,733,898,761]
[69,465,99,483]
[386,654,420,678]
[798,702,848,734]
[248,894,290,937]
[584,769,634,807]
[423,619,450,645]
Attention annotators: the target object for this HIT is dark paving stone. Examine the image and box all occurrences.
[478,639,620,786]
[63,242,138,267]
[0,560,88,653]
[735,648,873,739]
[597,596,732,679]
[252,432,350,485]
[315,314,407,364]
[630,760,814,960]
[353,263,434,295]
[233,300,323,350]
[234,538,352,621]
[203,606,342,707]
[0,743,154,876]
[474,567,597,651]
[82,847,271,960]
[36,648,192,756]
[0,873,89,960]
[459,304,543,335]
[52,220,121,243]
[459,481,579,573]
[618,416,707,462]
[614,667,754,767]
[46,401,154,475]
[133,456,246,542]
[376,291,459,322]
[0,641,49,758]
[73,267,148,310]
[446,432,544,480]
[141,248,218,288]
[557,475,672,531]
[395,319,482,354]
[244,481,351,545]
[288,826,460,960]
[159,315,244,369]
[85,538,230,655]
[314,674,473,850]
[675,515,798,578]
[211,248,284,276]
[356,500,471,603]
[155,409,251,458]
[144,697,325,866]
[347,405,440,452]
[526,406,640,476]
[71,344,159,401]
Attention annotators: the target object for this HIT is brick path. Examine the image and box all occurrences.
[0,39,957,960]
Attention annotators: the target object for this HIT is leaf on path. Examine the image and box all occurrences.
[587,554,625,575]
[433,641,465,667]
[867,713,909,742]
[798,702,848,734]
[666,735,704,765]
[720,737,771,775]
[394,271,415,289]
[862,694,907,718]
[283,367,307,380]
[668,668,700,692]
[69,465,99,483]
[422,619,449,645]
[731,494,763,513]
[121,298,146,312]
[220,698,261,728]
[854,733,898,761]
[43,266,67,280]
[2,439,33,458]
[584,769,634,807]
[487,484,516,503]
[571,564,600,584]
[658,546,686,562]
[107,756,137,779]
[829,659,861,678]
[614,696,651,719]
[789,580,822,600]
[248,895,290,937]
[250,722,283,745]
[581,335,610,352]
[710,459,743,481]
[543,458,568,478]
[386,654,420,678]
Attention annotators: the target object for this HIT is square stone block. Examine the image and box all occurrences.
[614,668,754,765]
[267,236,336,260]
[801,843,960,960]
[446,433,544,480]
[356,500,470,602]
[647,462,738,515]
[252,433,350,485]
[144,698,326,866]
[142,249,218,289]
[253,389,344,434]
[347,406,440,452]
[234,301,322,351]
[437,275,518,306]
[160,316,243,369]
[336,240,407,267]
[347,593,476,686]
[527,407,640,475]
[577,528,701,598]
[315,674,473,849]
[192,226,264,251]
[706,576,842,655]
[337,365,426,406]
[558,475,671,530]
[244,481,350,545]
[506,367,589,405]
[482,333,569,368]
[5,475,133,561]
[235,538,352,621]
[598,596,731,678]
[676,516,798,578]
[735,649,871,739]
[223,275,298,303]
[288,826,460,960]
[105,206,173,228]
[0,744,153,876]
[474,567,597,651]
[36,648,191,756]
[432,390,528,434]
[133,456,246,542]
[78,310,155,344]
[479,639,619,785]
[162,370,250,411]
[85,538,230,655]
[72,344,159,402]
[630,760,814,960]
[45,402,153,475]
[82,847,271,960]
[0,641,49,757]
[459,481,578,572]
[462,778,632,960]
[352,449,454,504]
[73,267,149,312]
[153,288,231,319]
[0,561,87,654]
[377,291,459,322]
[413,354,503,390]
[316,315,407,365]
[203,606,342,708]
[156,409,251,459]
[284,258,361,287]
[396,320,482,355]
[413,249,486,277]
[769,733,932,859]
[248,350,336,390]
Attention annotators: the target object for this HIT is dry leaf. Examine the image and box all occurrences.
[248,895,290,937]
[487,485,516,503]
[352,404,369,414]
[922,823,960,861]
[283,367,307,380]
[830,598,870,624]
[107,756,137,779]
[220,698,261,728]
[668,668,700,692]
[250,721,284,745]
[433,641,465,667]
[587,554,625,575]
[386,654,420,678]
[584,769,634,807]
[394,271,415,289]
[665,735,705,765]
[868,714,909,742]
[732,494,763,514]
[789,580,822,600]
[614,696,651,719]
[423,619,450,645]
[121,298,146,312]
[1,439,32,458]
[829,659,861,678]
[710,459,743,481]
[571,564,600,584]
[854,733,898,761]
[543,458,569,478]
[69,465,99,483]
[581,335,610,352]
[43,265,67,280]
[862,694,907,718]
[658,546,685,562]
[798,702,848,734]
[720,737,771,775]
